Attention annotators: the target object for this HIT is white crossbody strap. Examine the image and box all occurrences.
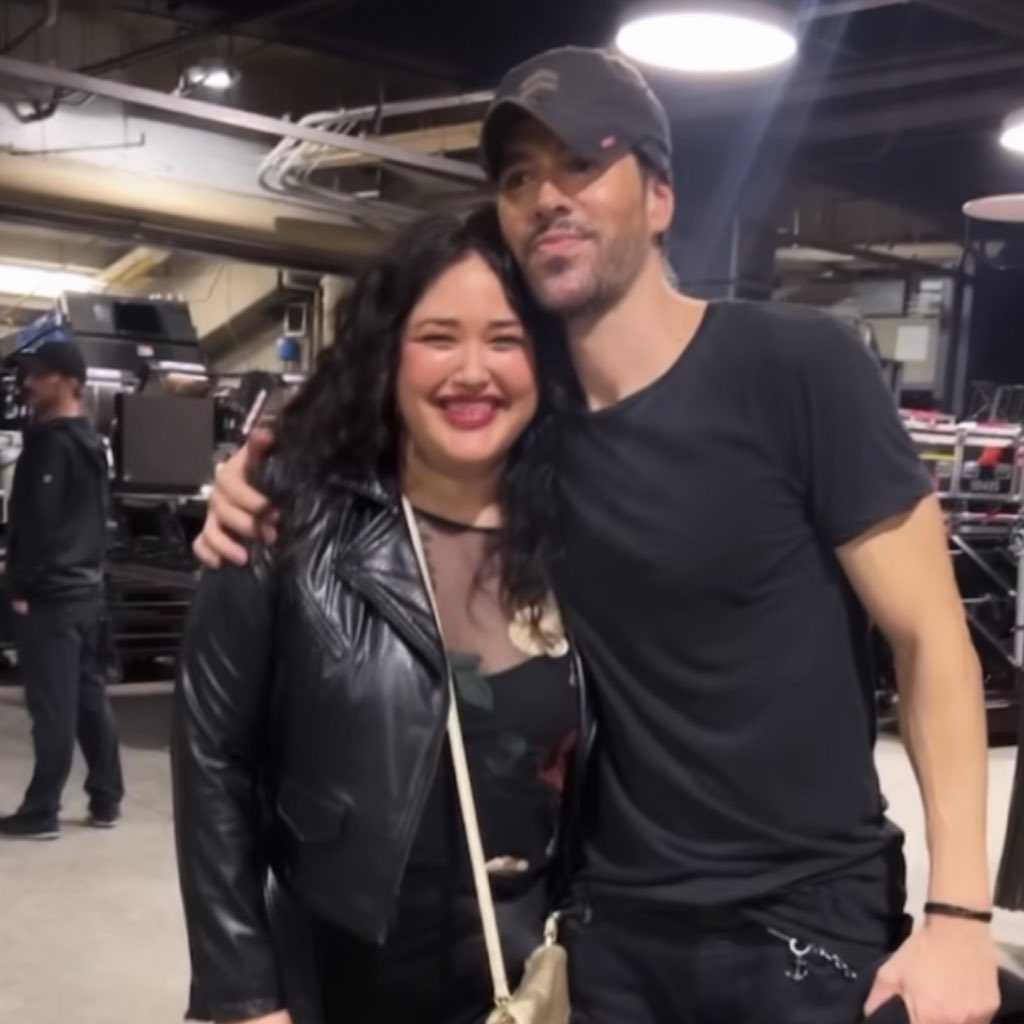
[401,497,512,1006]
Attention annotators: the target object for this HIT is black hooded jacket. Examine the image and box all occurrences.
[7,415,108,602]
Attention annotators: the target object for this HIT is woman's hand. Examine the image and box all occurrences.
[195,427,278,568]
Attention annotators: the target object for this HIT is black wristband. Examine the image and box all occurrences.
[924,901,993,923]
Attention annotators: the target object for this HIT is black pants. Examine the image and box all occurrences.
[16,599,124,821]
[564,897,1024,1024]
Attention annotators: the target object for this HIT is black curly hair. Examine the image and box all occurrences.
[267,204,579,619]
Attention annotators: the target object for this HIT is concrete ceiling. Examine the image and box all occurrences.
[2,0,1023,288]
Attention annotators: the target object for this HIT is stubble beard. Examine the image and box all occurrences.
[526,229,651,324]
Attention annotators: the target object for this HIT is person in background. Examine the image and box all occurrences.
[193,47,1006,1024]
[171,208,586,1024]
[0,340,123,840]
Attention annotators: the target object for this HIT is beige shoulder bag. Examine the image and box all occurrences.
[402,498,572,1024]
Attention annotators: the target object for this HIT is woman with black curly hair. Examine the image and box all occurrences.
[171,206,587,1024]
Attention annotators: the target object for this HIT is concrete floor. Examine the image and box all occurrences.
[1,688,1024,1024]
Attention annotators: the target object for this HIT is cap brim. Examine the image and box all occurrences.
[480,98,628,181]
[18,353,84,382]
[19,354,49,376]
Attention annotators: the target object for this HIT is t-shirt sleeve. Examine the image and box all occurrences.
[770,310,934,548]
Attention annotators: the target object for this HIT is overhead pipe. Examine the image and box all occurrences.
[0,55,486,183]
[0,156,386,273]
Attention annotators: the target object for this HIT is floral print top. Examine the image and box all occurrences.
[407,509,578,884]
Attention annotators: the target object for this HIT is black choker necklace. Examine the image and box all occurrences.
[412,506,499,533]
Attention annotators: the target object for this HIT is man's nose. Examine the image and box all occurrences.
[534,174,572,216]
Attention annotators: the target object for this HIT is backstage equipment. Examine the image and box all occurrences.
[883,412,1024,726]
[113,393,216,493]
[968,383,1024,425]
[906,415,1023,502]
[100,368,304,681]
[1,292,204,380]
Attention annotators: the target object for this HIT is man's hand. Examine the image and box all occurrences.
[864,918,1000,1024]
[11,599,27,615]
[194,427,277,568]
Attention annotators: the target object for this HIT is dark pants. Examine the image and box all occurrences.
[564,897,1024,1024]
[16,599,124,821]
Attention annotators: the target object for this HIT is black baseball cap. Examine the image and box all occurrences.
[481,46,673,183]
[21,340,87,385]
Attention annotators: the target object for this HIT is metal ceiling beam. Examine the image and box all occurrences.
[811,48,1024,102]
[803,0,1024,39]
[796,85,1011,142]
[1,0,60,57]
[77,0,460,83]
[79,0,347,77]
[916,0,1024,42]
[268,29,461,82]
[674,46,1024,120]
[800,0,910,20]
[313,122,482,170]
[775,231,958,275]
[0,56,486,183]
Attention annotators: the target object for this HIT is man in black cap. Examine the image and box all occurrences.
[0,340,123,840]
[192,47,1001,1024]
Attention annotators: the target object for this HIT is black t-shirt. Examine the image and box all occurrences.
[555,300,933,957]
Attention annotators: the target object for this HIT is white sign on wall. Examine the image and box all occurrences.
[894,324,931,363]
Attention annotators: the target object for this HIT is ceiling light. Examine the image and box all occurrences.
[616,3,798,74]
[0,264,102,300]
[963,195,1024,224]
[1000,109,1024,155]
[183,62,239,92]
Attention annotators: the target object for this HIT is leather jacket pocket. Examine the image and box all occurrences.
[276,780,351,844]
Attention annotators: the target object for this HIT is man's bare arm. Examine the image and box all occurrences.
[837,493,998,1024]
[838,494,989,910]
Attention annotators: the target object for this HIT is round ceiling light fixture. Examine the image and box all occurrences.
[615,2,798,75]
[963,194,1024,224]
[1000,109,1024,155]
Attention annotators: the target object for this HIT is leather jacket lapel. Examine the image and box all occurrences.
[332,503,445,679]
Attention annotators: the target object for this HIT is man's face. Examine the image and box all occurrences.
[495,118,674,319]
[23,371,67,419]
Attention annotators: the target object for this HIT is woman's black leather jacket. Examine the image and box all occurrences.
[171,471,594,1023]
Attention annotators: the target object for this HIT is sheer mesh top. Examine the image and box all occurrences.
[416,508,562,675]
[408,509,577,876]
[312,510,579,1021]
